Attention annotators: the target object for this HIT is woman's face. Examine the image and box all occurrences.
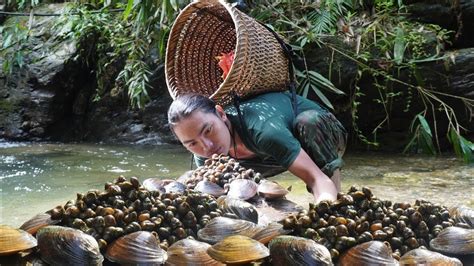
[172,106,232,158]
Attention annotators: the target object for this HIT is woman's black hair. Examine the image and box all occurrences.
[167,94,217,128]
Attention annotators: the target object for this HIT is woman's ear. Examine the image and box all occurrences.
[215,105,227,120]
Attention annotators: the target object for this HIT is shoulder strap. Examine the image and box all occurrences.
[259,22,298,117]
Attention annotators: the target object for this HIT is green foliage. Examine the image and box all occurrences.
[0,19,29,75]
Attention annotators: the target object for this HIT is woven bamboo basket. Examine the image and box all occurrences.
[165,0,290,106]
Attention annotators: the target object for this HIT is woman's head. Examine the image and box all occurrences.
[168,94,232,158]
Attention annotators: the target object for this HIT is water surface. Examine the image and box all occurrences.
[1,141,472,227]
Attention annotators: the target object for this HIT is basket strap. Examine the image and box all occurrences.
[258,22,298,117]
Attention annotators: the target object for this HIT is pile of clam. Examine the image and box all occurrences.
[281,185,474,264]
[181,154,263,190]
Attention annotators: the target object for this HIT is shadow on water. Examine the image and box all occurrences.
[0,141,472,228]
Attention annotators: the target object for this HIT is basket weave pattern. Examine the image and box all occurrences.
[166,0,290,106]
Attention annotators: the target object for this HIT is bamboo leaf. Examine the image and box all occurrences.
[393,27,406,65]
[417,114,432,137]
[311,85,334,110]
[123,0,134,20]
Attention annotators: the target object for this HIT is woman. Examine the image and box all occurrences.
[167,91,347,202]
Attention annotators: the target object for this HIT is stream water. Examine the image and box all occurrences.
[1,141,472,228]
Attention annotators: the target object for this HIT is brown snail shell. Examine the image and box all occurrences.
[36,225,103,265]
[106,231,167,264]
[217,196,258,223]
[19,213,61,235]
[197,217,263,244]
[399,247,462,266]
[449,206,474,228]
[166,238,224,266]
[339,241,398,266]
[0,225,37,256]
[142,178,173,192]
[207,235,270,264]
[195,180,226,197]
[429,226,474,255]
[227,179,258,201]
[252,222,292,245]
[257,180,289,199]
[269,235,333,265]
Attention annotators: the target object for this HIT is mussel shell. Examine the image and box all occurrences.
[257,180,289,199]
[164,181,187,194]
[176,170,193,184]
[429,226,474,255]
[252,197,303,226]
[269,235,333,265]
[227,179,258,201]
[197,217,263,244]
[217,196,258,223]
[339,241,398,266]
[36,225,103,265]
[166,238,224,266]
[207,235,270,264]
[106,230,167,264]
[143,178,173,192]
[19,213,60,235]
[449,206,474,228]
[0,225,37,256]
[252,222,292,245]
[399,247,462,266]
[195,180,226,197]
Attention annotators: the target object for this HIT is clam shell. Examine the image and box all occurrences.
[207,235,270,264]
[197,217,263,244]
[106,231,167,264]
[195,180,226,197]
[449,206,474,228]
[176,170,193,184]
[339,241,398,266]
[36,225,103,265]
[143,178,173,192]
[0,225,37,256]
[166,238,224,266]
[227,179,258,200]
[429,226,474,255]
[399,247,462,266]
[20,213,61,235]
[257,180,289,199]
[252,197,303,226]
[253,222,292,245]
[164,181,187,194]
[217,196,258,223]
[269,235,333,265]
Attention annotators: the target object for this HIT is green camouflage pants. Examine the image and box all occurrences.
[238,109,347,178]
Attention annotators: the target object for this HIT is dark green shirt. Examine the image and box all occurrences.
[195,92,328,169]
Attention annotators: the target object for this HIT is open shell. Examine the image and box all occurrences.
[20,213,61,235]
[106,230,167,264]
[399,247,462,266]
[197,217,263,244]
[339,241,398,266]
[269,235,333,265]
[429,226,474,255]
[207,235,270,264]
[227,179,258,200]
[195,180,226,197]
[166,238,224,266]
[143,178,173,192]
[0,225,37,256]
[36,225,103,265]
[252,197,303,226]
[257,180,289,199]
[217,196,258,223]
[449,206,474,228]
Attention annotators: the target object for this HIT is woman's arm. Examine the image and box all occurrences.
[288,148,338,203]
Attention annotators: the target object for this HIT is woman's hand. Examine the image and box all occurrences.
[288,148,338,203]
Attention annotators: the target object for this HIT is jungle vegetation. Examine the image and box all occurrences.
[1,0,473,162]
